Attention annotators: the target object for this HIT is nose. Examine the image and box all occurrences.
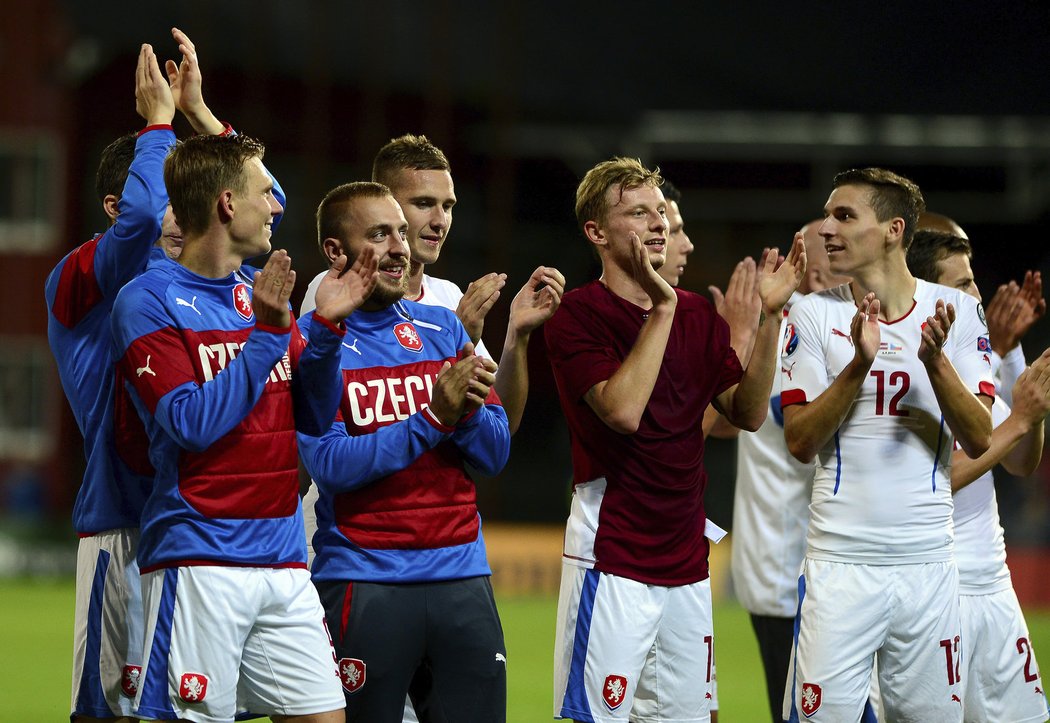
[818,217,834,237]
[651,212,668,233]
[269,193,284,216]
[682,233,695,255]
[429,206,449,230]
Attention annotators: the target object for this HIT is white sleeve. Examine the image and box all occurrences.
[948,294,995,397]
[997,344,1026,407]
[781,296,829,405]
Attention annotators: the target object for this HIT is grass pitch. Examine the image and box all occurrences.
[6,577,1049,721]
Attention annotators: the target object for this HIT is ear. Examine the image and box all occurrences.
[102,194,120,223]
[583,219,606,247]
[886,216,906,245]
[321,237,344,265]
[217,190,235,223]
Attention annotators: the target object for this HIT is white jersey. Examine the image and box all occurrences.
[954,346,1023,595]
[781,280,994,564]
[300,271,491,358]
[732,295,814,618]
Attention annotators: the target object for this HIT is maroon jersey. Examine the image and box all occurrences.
[545,281,742,585]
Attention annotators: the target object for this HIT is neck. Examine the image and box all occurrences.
[599,260,654,310]
[406,261,425,301]
[848,255,917,321]
[177,233,241,279]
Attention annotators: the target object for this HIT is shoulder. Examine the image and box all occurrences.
[421,274,464,308]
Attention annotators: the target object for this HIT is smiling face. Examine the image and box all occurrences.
[388,168,456,267]
[819,183,898,277]
[337,194,411,309]
[658,199,694,286]
[591,183,668,271]
[229,156,283,259]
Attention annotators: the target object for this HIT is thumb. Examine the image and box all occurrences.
[708,286,724,304]
[328,254,348,277]
[459,341,476,360]
[165,59,178,85]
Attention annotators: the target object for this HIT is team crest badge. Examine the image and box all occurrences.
[233,283,253,322]
[800,682,822,717]
[977,335,991,352]
[120,665,141,697]
[783,323,799,356]
[339,657,366,693]
[179,672,208,703]
[602,674,628,711]
[393,322,424,353]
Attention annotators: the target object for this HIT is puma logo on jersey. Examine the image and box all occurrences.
[831,328,853,346]
[495,653,507,664]
[176,296,201,315]
[343,338,362,355]
[782,361,796,380]
[136,355,156,377]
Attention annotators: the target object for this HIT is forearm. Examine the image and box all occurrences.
[292,316,344,437]
[586,303,675,434]
[721,310,779,431]
[926,355,992,457]
[951,415,1041,491]
[493,326,530,435]
[182,104,225,136]
[451,404,511,475]
[783,359,869,462]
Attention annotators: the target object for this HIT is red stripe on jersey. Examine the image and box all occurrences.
[119,326,207,414]
[780,388,808,407]
[51,236,104,328]
[340,582,354,639]
[113,366,155,476]
[978,381,995,398]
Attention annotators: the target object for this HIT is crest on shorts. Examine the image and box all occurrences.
[339,657,366,693]
[602,674,628,711]
[783,323,799,356]
[393,322,424,353]
[179,672,208,703]
[120,665,141,697]
[233,283,253,322]
[800,682,822,717]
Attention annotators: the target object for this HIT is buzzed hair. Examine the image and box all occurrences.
[661,178,681,204]
[95,133,138,203]
[316,181,392,256]
[833,167,926,249]
[575,157,663,232]
[164,134,265,237]
[372,134,450,191]
[906,229,973,284]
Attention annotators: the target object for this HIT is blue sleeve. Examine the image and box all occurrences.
[298,412,450,494]
[450,404,510,476]
[290,313,345,438]
[95,127,177,297]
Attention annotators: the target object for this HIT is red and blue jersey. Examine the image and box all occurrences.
[44,126,175,534]
[111,256,345,572]
[297,300,510,584]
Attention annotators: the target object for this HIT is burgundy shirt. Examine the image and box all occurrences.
[545,281,743,585]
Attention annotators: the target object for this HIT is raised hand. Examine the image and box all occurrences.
[165,27,224,135]
[135,43,175,127]
[313,247,379,324]
[456,272,507,344]
[709,255,761,359]
[427,343,499,425]
[628,232,676,309]
[851,291,882,365]
[1010,347,1050,426]
[918,299,955,364]
[508,266,565,335]
[252,249,295,328]
[986,271,1046,355]
[758,233,806,315]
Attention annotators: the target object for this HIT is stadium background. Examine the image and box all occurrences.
[2,2,1050,719]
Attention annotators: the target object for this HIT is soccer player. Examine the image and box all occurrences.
[655,179,694,288]
[714,220,850,722]
[546,157,805,723]
[781,168,994,722]
[111,133,378,723]
[46,41,176,723]
[297,181,511,722]
[907,226,1050,723]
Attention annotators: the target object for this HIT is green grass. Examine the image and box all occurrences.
[6,578,1050,722]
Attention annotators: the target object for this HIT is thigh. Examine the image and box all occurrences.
[960,589,1049,723]
[788,559,887,722]
[750,614,795,722]
[878,562,962,723]
[72,529,142,719]
[240,568,343,719]
[423,577,506,723]
[316,579,426,723]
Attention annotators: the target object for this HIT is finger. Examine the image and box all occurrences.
[460,342,476,359]
[328,253,348,277]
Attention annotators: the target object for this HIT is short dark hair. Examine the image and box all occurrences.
[164,134,266,237]
[316,181,392,256]
[372,134,450,191]
[833,167,926,249]
[661,178,681,204]
[906,229,972,283]
[95,133,137,202]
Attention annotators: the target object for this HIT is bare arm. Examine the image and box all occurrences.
[920,300,992,457]
[165,27,225,135]
[784,292,880,463]
[493,266,565,434]
[585,233,677,435]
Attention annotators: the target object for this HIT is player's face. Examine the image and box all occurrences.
[389,169,456,267]
[658,199,694,287]
[231,156,283,258]
[800,221,851,293]
[819,184,892,277]
[157,204,184,259]
[935,252,981,301]
[599,184,668,270]
[340,195,411,309]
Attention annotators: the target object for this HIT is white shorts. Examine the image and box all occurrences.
[303,480,319,567]
[787,558,962,722]
[960,588,1050,722]
[135,566,343,722]
[71,528,143,718]
[554,564,714,723]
